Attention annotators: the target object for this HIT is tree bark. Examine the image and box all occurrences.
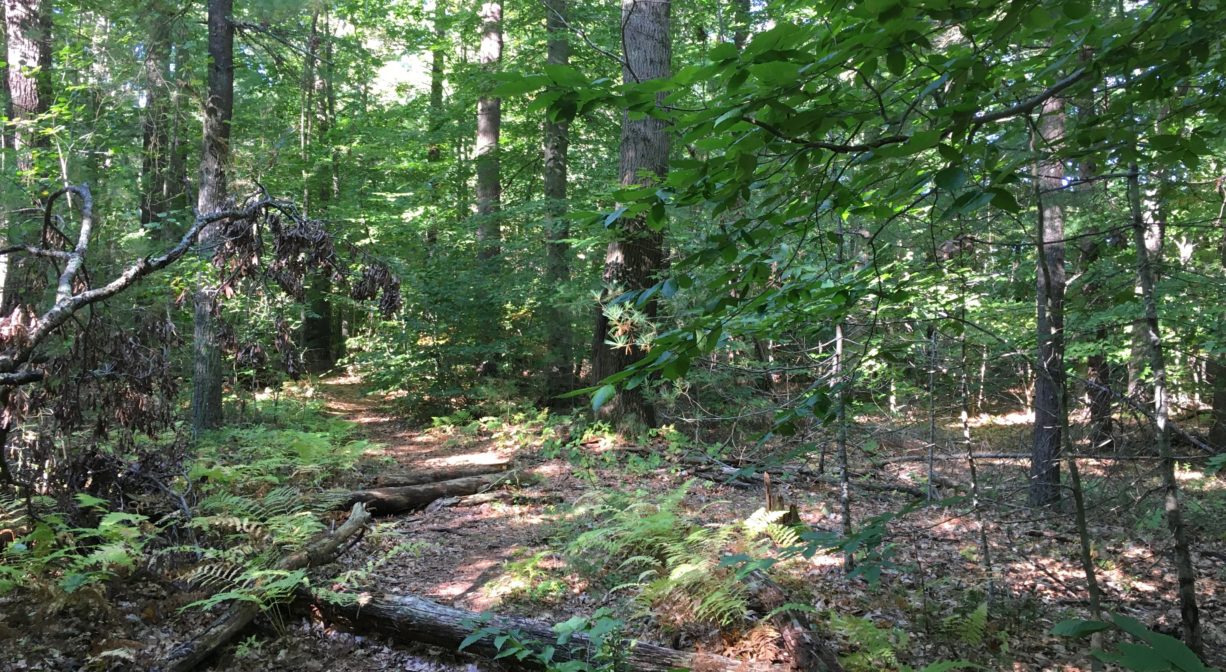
[542,0,574,400]
[2,0,52,317]
[1029,95,1065,508]
[1127,200,1164,401]
[191,0,234,435]
[425,0,446,245]
[1128,164,1203,658]
[345,472,530,515]
[475,1,502,261]
[311,590,789,671]
[591,0,671,430]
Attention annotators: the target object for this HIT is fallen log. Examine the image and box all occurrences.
[880,453,1207,463]
[161,502,371,672]
[310,589,789,671]
[374,461,511,487]
[346,472,534,515]
[743,570,844,672]
[426,490,564,510]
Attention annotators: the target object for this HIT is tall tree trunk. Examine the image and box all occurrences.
[1029,95,1066,508]
[1076,97,1113,452]
[191,0,233,434]
[1127,199,1164,400]
[2,0,51,317]
[299,9,335,373]
[140,2,179,237]
[542,0,574,400]
[425,0,446,245]
[475,1,501,261]
[1128,164,1203,657]
[590,0,670,430]
[1208,189,1226,451]
[0,0,11,316]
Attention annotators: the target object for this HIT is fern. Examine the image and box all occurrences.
[941,601,988,646]
[744,507,802,548]
[562,481,752,629]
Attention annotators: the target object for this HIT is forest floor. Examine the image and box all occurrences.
[4,374,1225,670]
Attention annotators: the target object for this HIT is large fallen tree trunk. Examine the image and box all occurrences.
[374,461,510,487]
[311,590,790,671]
[346,472,532,515]
[161,502,371,672]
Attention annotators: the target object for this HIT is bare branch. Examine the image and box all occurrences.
[970,68,1089,126]
[0,186,294,386]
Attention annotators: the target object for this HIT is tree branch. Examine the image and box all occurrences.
[0,184,297,386]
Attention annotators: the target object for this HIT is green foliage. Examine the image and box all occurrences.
[561,481,751,629]
[459,609,630,672]
[829,613,909,671]
[940,601,989,647]
[0,494,151,612]
[1053,613,1218,672]
[172,411,377,611]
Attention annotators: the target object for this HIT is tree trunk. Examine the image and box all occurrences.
[191,0,233,435]
[1208,206,1226,451]
[425,0,446,245]
[1209,359,1226,450]
[311,590,789,671]
[1076,116,1114,453]
[1128,164,1203,658]
[542,0,574,400]
[475,1,502,261]
[344,472,529,515]
[591,0,670,430]
[1029,95,1065,508]
[299,10,336,373]
[2,0,52,317]
[1127,198,1164,400]
[139,2,182,239]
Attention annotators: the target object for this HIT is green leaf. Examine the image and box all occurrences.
[990,187,1021,213]
[591,385,616,412]
[75,493,109,509]
[934,166,967,192]
[1051,618,1113,638]
[886,48,906,76]
[1062,1,1091,19]
[492,74,547,97]
[543,64,586,88]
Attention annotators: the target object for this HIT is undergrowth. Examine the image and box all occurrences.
[0,388,380,617]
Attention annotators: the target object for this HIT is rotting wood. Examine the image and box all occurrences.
[160,502,371,672]
[373,461,510,487]
[743,569,845,672]
[346,472,535,515]
[309,589,790,671]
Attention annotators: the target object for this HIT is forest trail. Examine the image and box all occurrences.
[318,374,546,613]
[320,374,509,474]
